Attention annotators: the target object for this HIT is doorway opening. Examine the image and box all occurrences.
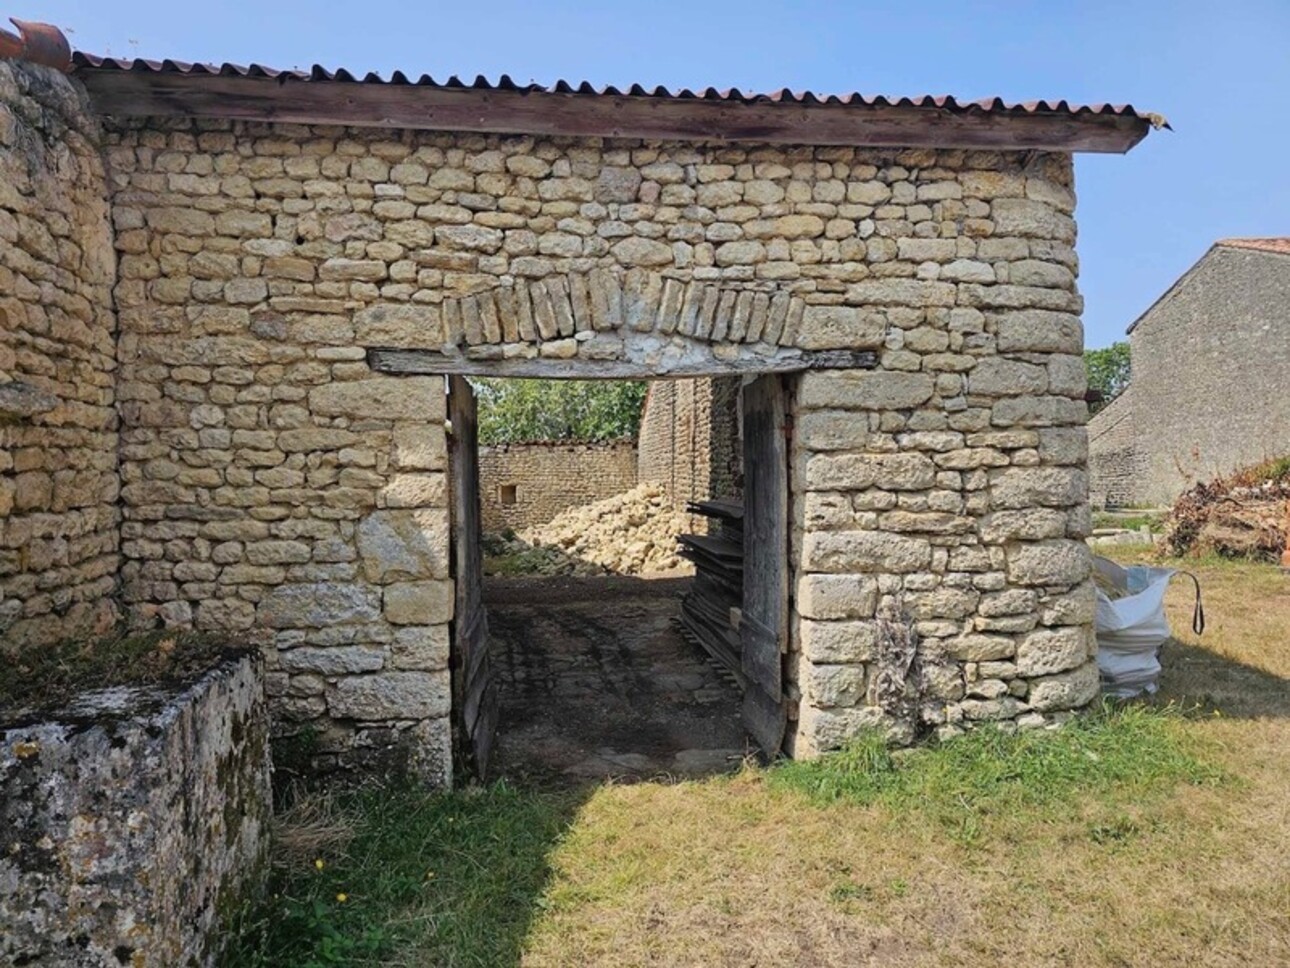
[445,372,792,783]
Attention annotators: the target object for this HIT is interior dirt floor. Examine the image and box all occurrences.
[483,575,749,782]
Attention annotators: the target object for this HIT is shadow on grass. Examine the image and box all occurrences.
[222,780,590,968]
[1155,638,1290,719]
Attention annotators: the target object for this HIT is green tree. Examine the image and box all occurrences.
[1084,341,1131,413]
[472,379,648,444]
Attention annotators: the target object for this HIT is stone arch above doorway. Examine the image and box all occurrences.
[358,268,882,378]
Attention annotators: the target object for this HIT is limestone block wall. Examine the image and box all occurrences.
[785,153,1097,753]
[479,439,637,531]
[1087,387,1139,508]
[637,376,742,509]
[0,652,271,967]
[0,60,119,652]
[101,114,1098,770]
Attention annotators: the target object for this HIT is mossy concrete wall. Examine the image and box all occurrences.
[0,652,271,967]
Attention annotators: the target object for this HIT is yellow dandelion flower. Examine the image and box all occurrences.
[336,892,348,903]
[314,858,325,871]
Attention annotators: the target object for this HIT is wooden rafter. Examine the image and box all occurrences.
[77,71,1152,153]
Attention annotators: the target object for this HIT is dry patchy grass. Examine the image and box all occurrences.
[233,553,1289,967]
[520,553,1289,967]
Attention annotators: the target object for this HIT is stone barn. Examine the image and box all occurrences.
[1089,238,1290,507]
[0,22,1160,784]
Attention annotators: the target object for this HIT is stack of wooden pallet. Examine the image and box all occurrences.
[678,499,746,687]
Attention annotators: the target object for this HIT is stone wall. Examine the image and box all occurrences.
[100,112,1098,772]
[0,60,119,653]
[1087,387,1138,508]
[1111,244,1290,505]
[783,153,1097,753]
[637,377,742,509]
[479,438,637,530]
[1,652,271,967]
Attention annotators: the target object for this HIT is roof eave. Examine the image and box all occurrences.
[73,68,1153,153]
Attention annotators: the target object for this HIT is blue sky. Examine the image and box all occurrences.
[28,0,1290,348]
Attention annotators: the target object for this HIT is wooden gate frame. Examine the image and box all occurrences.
[447,375,499,779]
[740,373,791,755]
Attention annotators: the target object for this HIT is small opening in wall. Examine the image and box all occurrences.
[499,483,518,505]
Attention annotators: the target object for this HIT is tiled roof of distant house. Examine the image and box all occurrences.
[1216,238,1290,256]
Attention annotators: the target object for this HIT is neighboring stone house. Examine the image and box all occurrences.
[1089,239,1290,507]
[0,26,1159,782]
[478,438,637,530]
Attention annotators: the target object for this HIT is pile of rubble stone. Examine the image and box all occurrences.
[487,483,693,576]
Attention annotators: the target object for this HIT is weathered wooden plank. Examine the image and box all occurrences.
[679,610,747,690]
[368,347,877,379]
[470,679,499,778]
[448,375,498,781]
[77,71,1152,153]
[743,681,788,760]
[740,374,789,756]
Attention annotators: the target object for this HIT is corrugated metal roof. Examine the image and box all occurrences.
[70,51,1163,124]
[1216,238,1290,256]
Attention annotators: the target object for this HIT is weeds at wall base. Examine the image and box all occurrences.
[768,702,1226,844]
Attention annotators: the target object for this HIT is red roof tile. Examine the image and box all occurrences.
[1216,238,1290,256]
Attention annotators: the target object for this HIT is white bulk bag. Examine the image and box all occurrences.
[1092,556,1204,698]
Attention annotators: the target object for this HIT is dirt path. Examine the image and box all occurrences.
[484,575,749,782]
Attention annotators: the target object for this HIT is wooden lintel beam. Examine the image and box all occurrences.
[76,71,1151,153]
[366,348,878,379]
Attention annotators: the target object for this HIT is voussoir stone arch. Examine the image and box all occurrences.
[358,268,890,377]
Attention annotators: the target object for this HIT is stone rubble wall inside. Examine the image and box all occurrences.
[0,60,120,653]
[95,115,1097,773]
[637,376,742,514]
[1086,386,1139,508]
[478,438,638,531]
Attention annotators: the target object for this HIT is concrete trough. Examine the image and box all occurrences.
[0,651,271,967]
